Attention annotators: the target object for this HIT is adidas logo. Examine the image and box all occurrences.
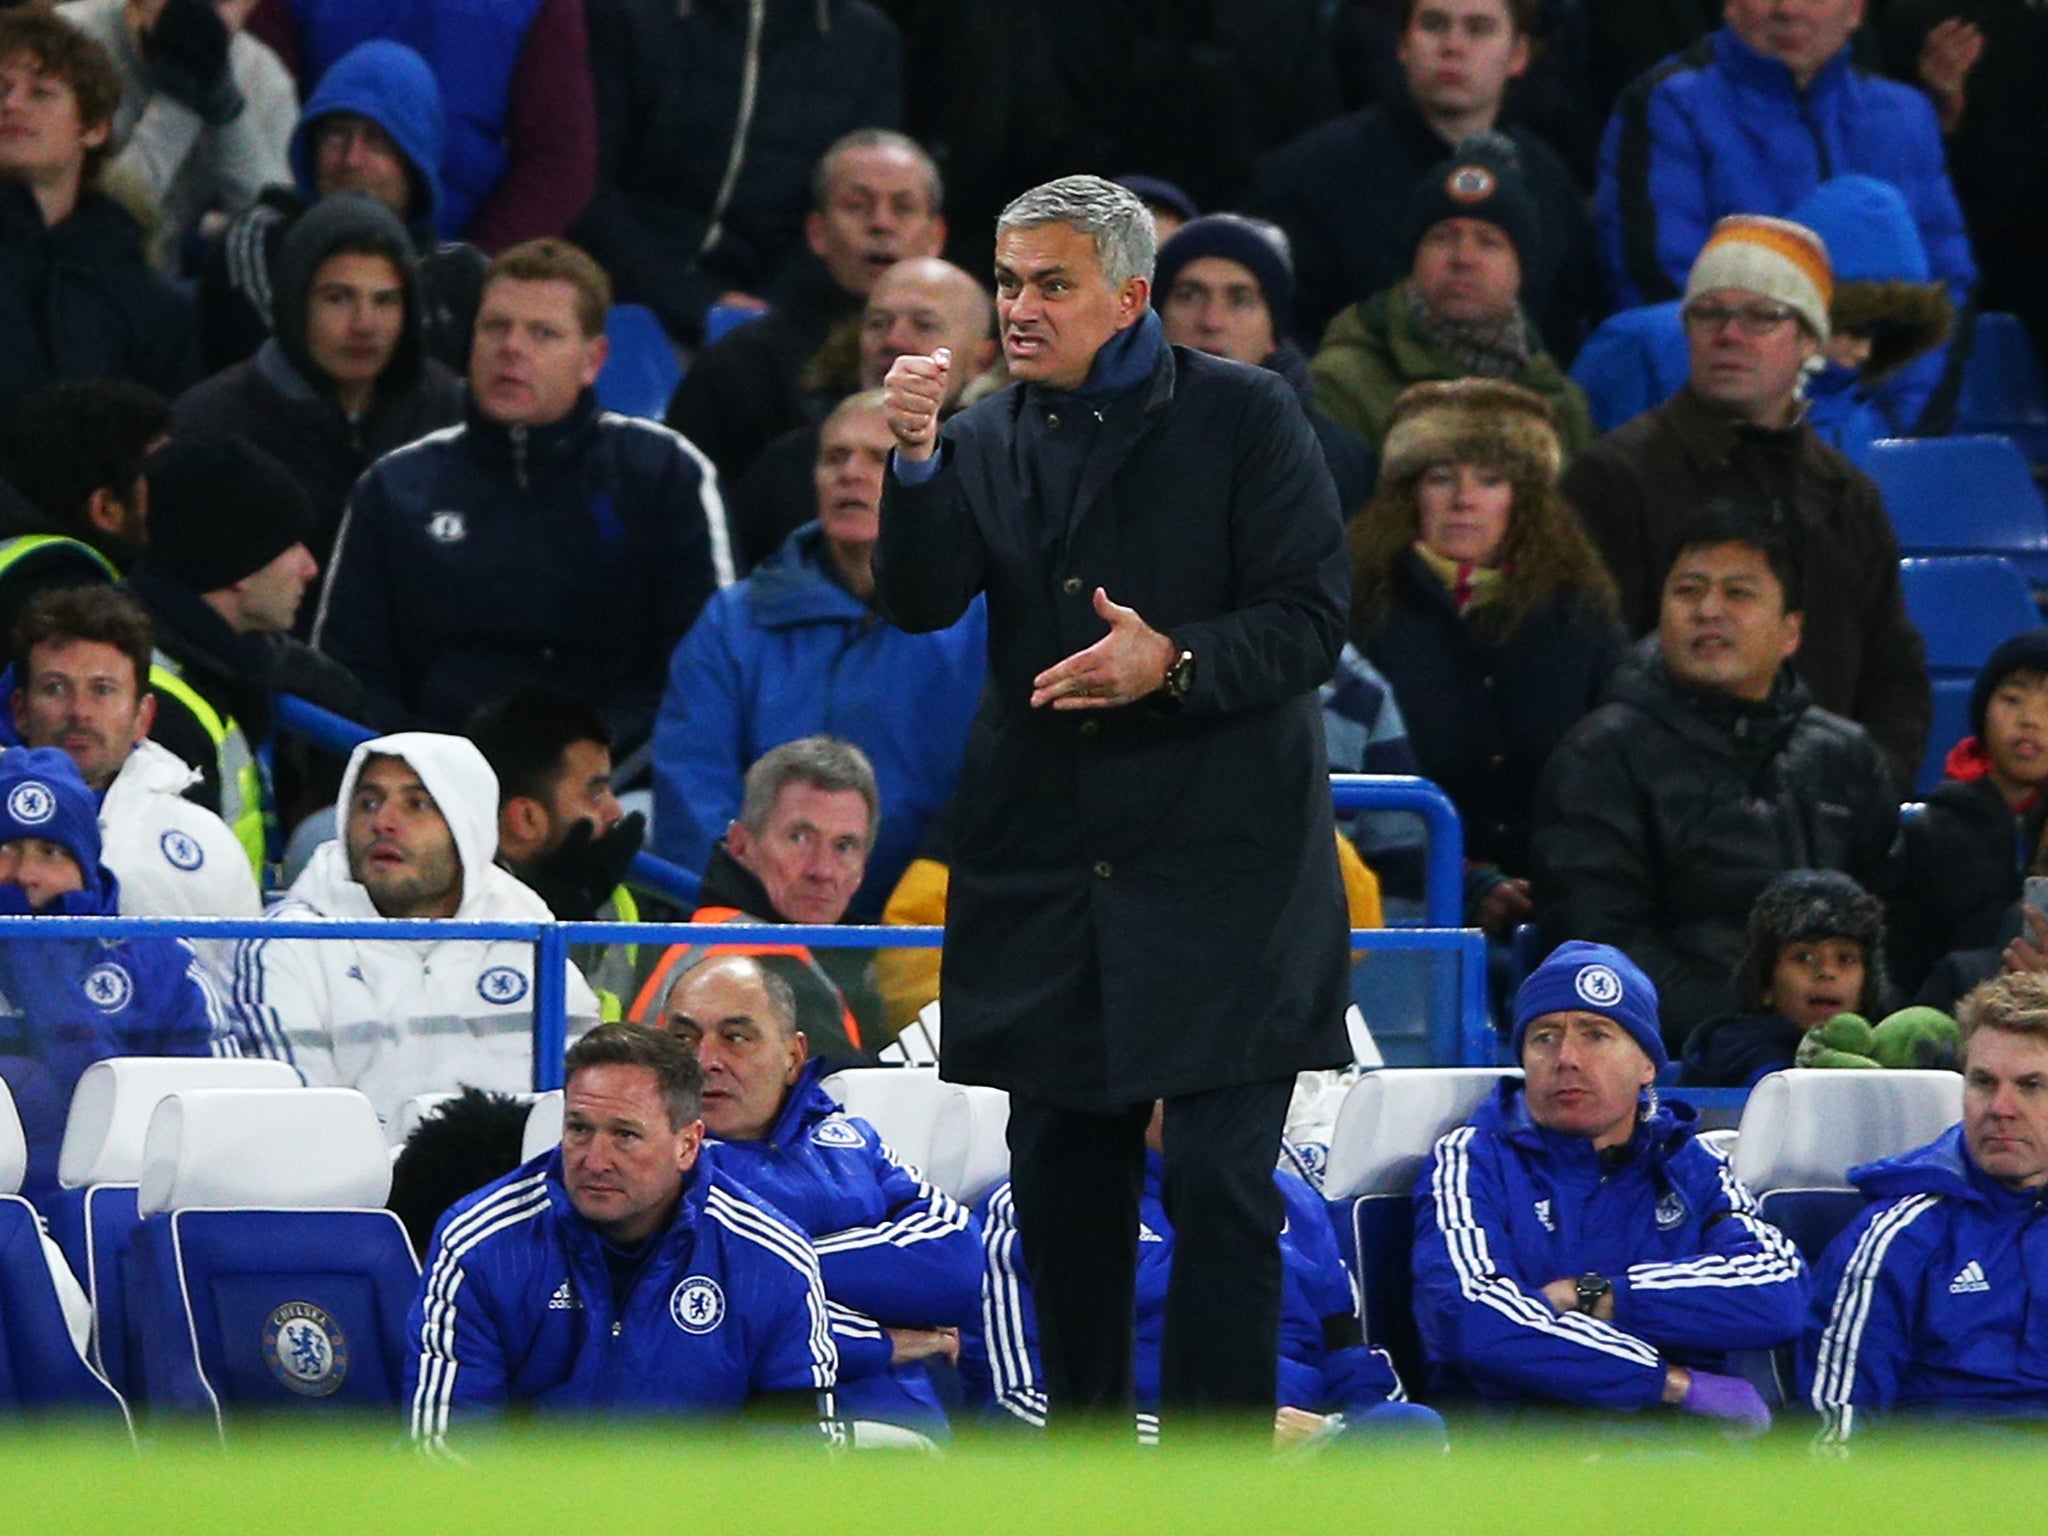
[1949,1261,1990,1295]
[548,1279,581,1310]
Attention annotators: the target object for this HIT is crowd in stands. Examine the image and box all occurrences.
[2,0,2048,1446]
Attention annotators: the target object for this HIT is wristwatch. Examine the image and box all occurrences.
[1574,1273,1612,1314]
[1163,647,1197,701]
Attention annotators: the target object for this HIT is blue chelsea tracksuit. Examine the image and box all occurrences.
[1802,1125,2048,1441]
[404,1150,836,1446]
[1413,1080,1808,1411]
[705,1062,980,1432]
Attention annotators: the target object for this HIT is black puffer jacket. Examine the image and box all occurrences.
[1888,770,2047,997]
[1529,643,1899,1049]
[575,0,903,343]
[0,183,199,427]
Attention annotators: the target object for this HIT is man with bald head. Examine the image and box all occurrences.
[661,953,981,1437]
[729,256,997,569]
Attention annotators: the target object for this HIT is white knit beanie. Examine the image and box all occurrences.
[1683,215,1834,343]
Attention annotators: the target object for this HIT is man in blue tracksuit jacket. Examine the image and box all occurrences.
[1596,14,1974,432]
[1802,971,2048,1442]
[1414,942,1807,1425]
[404,1023,837,1447]
[964,1151,1441,1444]
[314,239,734,754]
[659,953,981,1436]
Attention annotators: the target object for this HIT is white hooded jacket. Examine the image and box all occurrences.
[99,739,263,923]
[222,732,599,1123]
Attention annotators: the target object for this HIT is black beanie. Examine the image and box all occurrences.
[143,435,315,594]
[1407,133,1543,283]
[1969,627,2048,738]
[1154,215,1295,343]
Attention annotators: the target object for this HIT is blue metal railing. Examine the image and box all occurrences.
[1329,774,1463,929]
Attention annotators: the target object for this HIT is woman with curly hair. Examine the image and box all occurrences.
[1350,378,1627,935]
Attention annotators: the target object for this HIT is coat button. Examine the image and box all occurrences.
[1062,576,1084,595]
[1092,860,1112,878]
[1079,720,1098,736]
[1048,412,1061,428]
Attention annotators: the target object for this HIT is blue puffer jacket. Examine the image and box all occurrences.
[1800,1125,2048,1442]
[288,39,445,228]
[706,1061,980,1432]
[1413,1079,1808,1410]
[963,1158,1422,1427]
[404,1150,837,1446]
[651,522,986,920]
[313,390,734,751]
[1597,27,1974,429]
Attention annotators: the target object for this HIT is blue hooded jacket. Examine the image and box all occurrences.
[704,1059,980,1432]
[0,749,218,1192]
[1412,1079,1808,1410]
[289,40,446,230]
[1800,1125,2048,1441]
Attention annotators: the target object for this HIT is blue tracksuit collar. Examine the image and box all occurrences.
[744,523,874,628]
[542,1144,714,1250]
[1480,1077,1696,1174]
[1714,24,1857,98]
[752,1058,842,1149]
[1852,1124,2048,1213]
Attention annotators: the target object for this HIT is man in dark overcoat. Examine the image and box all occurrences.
[875,174,1351,1427]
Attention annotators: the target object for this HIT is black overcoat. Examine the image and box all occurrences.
[875,342,1351,1110]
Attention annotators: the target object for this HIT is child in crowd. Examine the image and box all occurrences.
[1889,630,2048,1001]
[0,747,217,1190]
[1680,869,1887,1088]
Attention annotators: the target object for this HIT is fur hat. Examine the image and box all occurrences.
[1738,869,1887,1015]
[1684,215,1834,344]
[1379,378,1563,490]
[1406,134,1542,276]
[1970,627,2048,738]
[1513,941,1666,1071]
[1155,214,1294,342]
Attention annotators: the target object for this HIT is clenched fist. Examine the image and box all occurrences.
[883,347,952,461]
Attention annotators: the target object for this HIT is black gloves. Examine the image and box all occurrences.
[522,812,647,922]
[142,0,245,126]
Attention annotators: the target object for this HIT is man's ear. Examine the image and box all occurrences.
[501,794,549,852]
[84,487,128,538]
[725,819,752,863]
[133,690,156,743]
[786,1029,810,1082]
[805,208,828,261]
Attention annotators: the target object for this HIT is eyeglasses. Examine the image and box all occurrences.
[1682,301,1801,337]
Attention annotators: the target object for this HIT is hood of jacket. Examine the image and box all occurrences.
[289,39,446,227]
[290,730,553,923]
[102,737,203,806]
[1851,1123,2043,1214]
[270,192,428,398]
[1790,176,1951,384]
[744,522,872,629]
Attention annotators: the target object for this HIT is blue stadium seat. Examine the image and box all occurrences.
[0,1080,128,1422]
[1898,556,2042,793]
[1320,1068,1514,1391]
[1866,436,2048,585]
[824,1067,1011,1207]
[125,1088,419,1434]
[703,302,769,345]
[1729,1068,1962,1404]
[41,1057,302,1399]
[595,303,683,420]
[1954,313,2048,465]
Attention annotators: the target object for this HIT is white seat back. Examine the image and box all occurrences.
[1733,1069,1963,1192]
[823,1068,1009,1202]
[1323,1068,1516,1199]
[59,1057,302,1189]
[928,1084,1009,1205]
[522,1090,564,1164]
[138,1088,390,1215]
[0,1077,24,1196]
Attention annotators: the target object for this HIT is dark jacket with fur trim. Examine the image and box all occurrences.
[1562,384,1931,793]
[1358,550,1625,879]
[1529,643,1899,1048]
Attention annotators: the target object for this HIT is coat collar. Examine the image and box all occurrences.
[462,388,602,485]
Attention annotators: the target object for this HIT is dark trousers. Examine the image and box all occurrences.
[1005,1076,1295,1427]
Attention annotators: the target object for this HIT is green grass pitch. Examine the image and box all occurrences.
[5,1420,2041,1535]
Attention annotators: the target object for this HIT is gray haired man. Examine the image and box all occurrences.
[875,175,1352,1432]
